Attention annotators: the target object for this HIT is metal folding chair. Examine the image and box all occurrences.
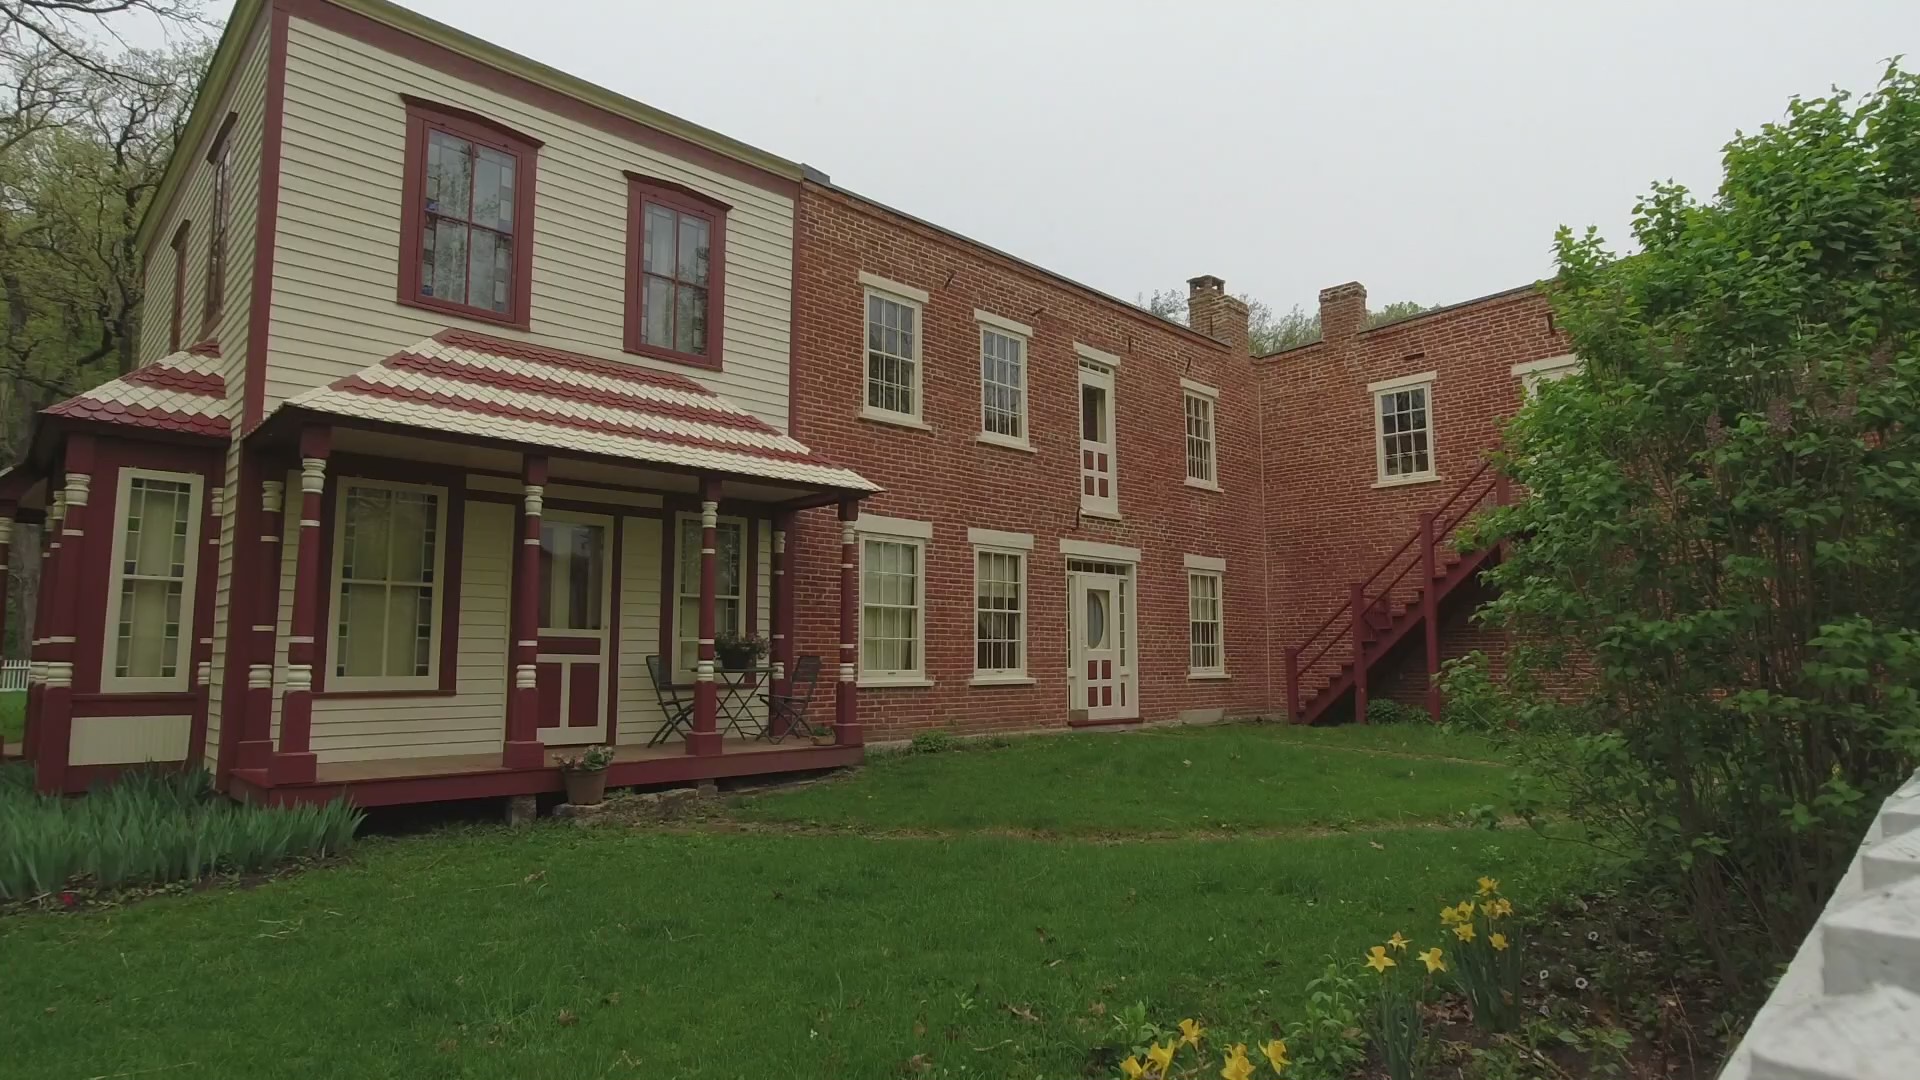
[645,654,695,747]
[763,655,822,742]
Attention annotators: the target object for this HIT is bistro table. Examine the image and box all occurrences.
[712,664,775,740]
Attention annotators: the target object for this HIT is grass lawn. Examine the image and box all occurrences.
[1,691,21,743]
[2,723,1581,1080]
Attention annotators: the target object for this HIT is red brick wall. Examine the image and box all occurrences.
[1256,284,1570,709]
[788,184,1271,741]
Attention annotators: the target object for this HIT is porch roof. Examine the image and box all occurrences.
[281,329,879,495]
[40,341,230,440]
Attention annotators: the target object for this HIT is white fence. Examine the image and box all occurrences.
[0,660,26,692]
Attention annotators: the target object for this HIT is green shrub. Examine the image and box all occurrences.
[908,731,958,754]
[0,763,365,901]
[1366,699,1429,726]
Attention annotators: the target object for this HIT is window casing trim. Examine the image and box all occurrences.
[861,285,927,427]
[977,317,1032,450]
[1182,385,1221,491]
[855,526,930,687]
[1186,568,1227,678]
[202,111,238,334]
[971,543,1027,681]
[1369,371,1440,487]
[168,220,191,353]
[395,96,540,330]
[99,468,204,695]
[623,171,730,370]
[321,476,452,694]
[668,509,751,676]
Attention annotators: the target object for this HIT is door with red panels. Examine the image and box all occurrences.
[535,512,612,746]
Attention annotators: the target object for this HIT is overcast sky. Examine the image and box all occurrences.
[187,1,1920,314]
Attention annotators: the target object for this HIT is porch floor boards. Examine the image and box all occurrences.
[313,738,813,784]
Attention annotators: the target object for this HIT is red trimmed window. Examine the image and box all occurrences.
[397,97,540,329]
[203,113,236,333]
[169,220,190,353]
[623,173,728,370]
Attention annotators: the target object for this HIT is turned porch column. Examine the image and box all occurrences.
[189,482,223,767]
[236,476,284,771]
[0,506,12,706]
[271,426,330,785]
[686,477,723,756]
[503,454,547,769]
[23,496,62,765]
[767,512,796,736]
[835,498,863,746]
[36,437,93,794]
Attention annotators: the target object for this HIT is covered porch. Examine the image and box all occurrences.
[219,329,880,805]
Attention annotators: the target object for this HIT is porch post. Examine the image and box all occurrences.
[1420,511,1442,723]
[36,437,93,795]
[768,512,793,736]
[270,425,330,785]
[503,454,547,769]
[686,477,723,756]
[0,506,12,702]
[188,482,223,767]
[1349,581,1369,725]
[23,496,62,766]
[835,498,863,746]
[236,476,284,771]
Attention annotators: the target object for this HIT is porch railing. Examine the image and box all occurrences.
[0,659,26,693]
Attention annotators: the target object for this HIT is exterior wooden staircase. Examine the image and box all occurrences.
[1283,460,1510,724]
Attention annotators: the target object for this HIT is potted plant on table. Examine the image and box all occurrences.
[553,744,615,806]
[713,630,769,671]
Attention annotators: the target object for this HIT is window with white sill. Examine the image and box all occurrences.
[1184,387,1218,487]
[973,547,1025,678]
[1373,375,1436,483]
[1079,360,1117,515]
[979,324,1028,444]
[859,535,924,682]
[864,289,922,423]
[1187,570,1224,676]
[102,470,202,693]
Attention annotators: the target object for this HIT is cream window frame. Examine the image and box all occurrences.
[1369,370,1439,488]
[1181,378,1220,491]
[1185,560,1227,679]
[325,477,449,693]
[100,468,203,695]
[1078,359,1120,518]
[970,539,1030,684]
[976,309,1034,451]
[1513,353,1581,397]
[672,510,749,677]
[860,274,929,429]
[855,515,931,688]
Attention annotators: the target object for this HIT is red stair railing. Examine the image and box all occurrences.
[1283,460,1510,724]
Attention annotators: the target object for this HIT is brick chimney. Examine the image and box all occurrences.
[1187,274,1250,354]
[1318,281,1368,344]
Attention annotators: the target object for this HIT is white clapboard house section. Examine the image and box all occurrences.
[1719,771,1920,1080]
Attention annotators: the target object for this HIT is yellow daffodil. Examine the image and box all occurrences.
[1456,900,1477,921]
[1365,945,1397,973]
[1386,931,1410,952]
[1492,898,1514,918]
[1179,1018,1206,1048]
[1440,905,1462,926]
[1121,1056,1146,1079]
[1477,876,1500,896]
[1148,1039,1176,1075]
[1490,932,1510,952]
[1221,1044,1254,1080]
[1418,947,1446,973]
[1453,921,1476,943]
[1260,1038,1290,1072]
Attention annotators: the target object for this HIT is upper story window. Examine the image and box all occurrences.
[1077,345,1121,518]
[203,112,237,332]
[397,97,540,330]
[624,174,729,370]
[1182,379,1219,490]
[976,310,1032,450]
[169,220,191,352]
[859,273,929,428]
[103,469,203,693]
[1369,371,1438,486]
[1512,354,1581,397]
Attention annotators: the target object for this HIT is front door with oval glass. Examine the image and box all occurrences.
[1068,562,1136,722]
[536,511,612,745]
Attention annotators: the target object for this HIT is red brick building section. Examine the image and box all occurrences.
[788,181,1271,741]
[1256,282,1572,714]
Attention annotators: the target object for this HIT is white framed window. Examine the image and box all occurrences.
[860,273,928,428]
[976,310,1032,450]
[1512,353,1581,397]
[972,542,1027,681]
[1185,558,1226,678]
[1182,379,1219,489]
[1078,358,1119,517]
[673,511,747,675]
[856,515,930,686]
[1369,371,1438,486]
[329,478,447,691]
[101,469,203,693]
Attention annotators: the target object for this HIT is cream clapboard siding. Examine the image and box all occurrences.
[70,714,192,766]
[615,516,666,744]
[202,445,240,770]
[268,496,512,762]
[758,519,772,640]
[267,16,797,429]
[139,15,270,422]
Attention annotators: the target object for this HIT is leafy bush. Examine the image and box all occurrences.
[1366,699,1430,726]
[908,731,958,754]
[1279,961,1368,1080]
[0,763,365,901]
[1449,65,1920,991]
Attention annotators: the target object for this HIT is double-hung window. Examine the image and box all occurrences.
[1077,346,1120,517]
[625,175,728,369]
[856,516,930,685]
[1182,380,1219,489]
[976,311,1032,448]
[1370,371,1437,485]
[673,513,746,675]
[330,479,447,690]
[397,98,539,328]
[860,274,928,427]
[1185,558,1226,678]
[970,529,1032,682]
[102,470,203,693]
[168,220,190,352]
[203,112,236,332]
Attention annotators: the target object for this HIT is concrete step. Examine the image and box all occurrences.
[1822,876,1920,996]
[1862,828,1920,891]
[1745,984,1920,1080]
[1881,782,1920,838]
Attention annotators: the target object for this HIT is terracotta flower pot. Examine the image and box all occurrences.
[562,767,608,806]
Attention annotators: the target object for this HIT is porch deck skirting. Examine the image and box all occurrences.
[227,738,861,807]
